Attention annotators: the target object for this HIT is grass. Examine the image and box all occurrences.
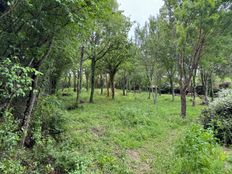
[59,89,205,173]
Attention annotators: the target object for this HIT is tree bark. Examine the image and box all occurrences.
[204,76,209,105]
[150,85,157,105]
[210,74,214,102]
[100,73,104,95]
[76,46,84,106]
[73,70,77,92]
[169,77,175,101]
[122,73,127,96]
[106,74,110,97]
[180,88,187,118]
[192,69,197,106]
[109,72,116,100]
[89,55,96,103]
[21,74,38,147]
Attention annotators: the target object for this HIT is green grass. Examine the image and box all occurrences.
[59,89,205,173]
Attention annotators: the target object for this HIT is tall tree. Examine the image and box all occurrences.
[170,0,227,117]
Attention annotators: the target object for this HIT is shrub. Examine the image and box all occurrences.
[34,95,66,140]
[0,111,25,174]
[171,124,226,174]
[201,89,232,145]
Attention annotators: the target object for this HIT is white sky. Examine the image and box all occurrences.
[117,0,164,37]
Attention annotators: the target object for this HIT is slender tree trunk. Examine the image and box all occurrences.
[122,73,127,96]
[179,52,187,118]
[154,86,158,104]
[148,90,151,99]
[85,70,89,92]
[148,84,151,99]
[73,70,77,92]
[89,55,96,103]
[210,74,214,102]
[76,46,84,106]
[192,69,197,106]
[169,77,175,101]
[151,85,157,105]
[106,74,110,97]
[100,73,104,95]
[110,72,116,100]
[204,76,209,105]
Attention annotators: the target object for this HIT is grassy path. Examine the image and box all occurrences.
[60,90,203,173]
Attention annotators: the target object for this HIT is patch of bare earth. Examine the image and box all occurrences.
[91,126,106,137]
[126,149,152,174]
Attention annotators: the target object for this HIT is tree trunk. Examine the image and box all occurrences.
[76,46,84,106]
[89,55,96,103]
[180,88,187,118]
[100,73,104,95]
[106,74,110,97]
[109,72,116,100]
[73,70,77,92]
[21,74,38,147]
[169,77,175,101]
[21,39,53,147]
[148,90,151,99]
[210,74,214,102]
[204,77,209,105]
[192,69,197,106]
[151,85,157,105]
[122,73,127,96]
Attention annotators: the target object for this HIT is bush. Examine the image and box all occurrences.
[201,89,232,145]
[171,124,226,174]
[0,111,25,174]
[34,95,66,140]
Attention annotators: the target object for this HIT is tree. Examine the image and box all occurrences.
[135,17,164,105]
[101,13,131,99]
[170,0,227,117]
[86,1,131,103]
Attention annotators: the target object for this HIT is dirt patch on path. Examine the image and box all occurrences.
[126,149,152,174]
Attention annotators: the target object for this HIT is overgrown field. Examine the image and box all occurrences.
[59,90,215,173]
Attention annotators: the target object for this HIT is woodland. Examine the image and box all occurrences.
[0,0,232,173]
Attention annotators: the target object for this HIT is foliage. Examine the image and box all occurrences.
[0,58,40,102]
[34,95,66,140]
[0,111,24,174]
[201,89,232,145]
[171,124,227,174]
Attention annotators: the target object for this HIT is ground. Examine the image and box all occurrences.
[59,89,230,173]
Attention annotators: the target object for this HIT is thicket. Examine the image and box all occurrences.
[201,89,232,145]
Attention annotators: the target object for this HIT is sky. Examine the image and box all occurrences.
[117,0,164,37]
